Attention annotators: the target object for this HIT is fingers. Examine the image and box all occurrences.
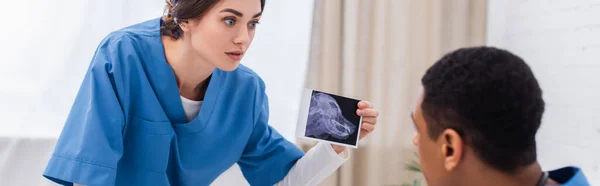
[357,101,378,135]
[362,123,375,133]
[357,108,379,117]
[358,101,372,109]
[361,116,377,124]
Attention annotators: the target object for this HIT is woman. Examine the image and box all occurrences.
[43,0,379,185]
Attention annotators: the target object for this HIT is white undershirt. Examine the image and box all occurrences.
[180,95,203,122]
[75,96,349,186]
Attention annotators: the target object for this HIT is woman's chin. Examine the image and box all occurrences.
[216,63,240,72]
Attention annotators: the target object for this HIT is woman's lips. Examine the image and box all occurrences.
[225,51,244,61]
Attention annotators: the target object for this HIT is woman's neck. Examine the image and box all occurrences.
[162,35,215,101]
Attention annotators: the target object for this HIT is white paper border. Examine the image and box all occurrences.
[296,88,362,149]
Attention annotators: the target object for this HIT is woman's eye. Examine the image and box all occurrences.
[248,21,260,29]
[224,18,236,26]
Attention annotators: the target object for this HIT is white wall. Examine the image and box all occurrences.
[0,0,165,137]
[487,0,600,184]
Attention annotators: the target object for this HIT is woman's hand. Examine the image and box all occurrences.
[332,100,379,153]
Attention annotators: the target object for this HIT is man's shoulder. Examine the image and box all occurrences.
[548,166,590,186]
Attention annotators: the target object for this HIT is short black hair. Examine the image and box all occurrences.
[421,46,545,173]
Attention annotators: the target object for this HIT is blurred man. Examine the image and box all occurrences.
[411,46,589,186]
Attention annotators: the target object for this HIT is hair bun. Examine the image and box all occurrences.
[165,0,175,18]
[161,0,181,39]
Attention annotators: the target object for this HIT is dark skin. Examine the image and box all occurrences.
[411,87,559,186]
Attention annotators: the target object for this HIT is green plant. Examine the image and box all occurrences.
[405,159,421,172]
[400,179,421,186]
[384,151,423,186]
[400,152,423,186]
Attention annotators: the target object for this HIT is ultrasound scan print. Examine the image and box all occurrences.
[306,92,357,141]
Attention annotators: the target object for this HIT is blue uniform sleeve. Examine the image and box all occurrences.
[237,79,305,186]
[43,36,126,186]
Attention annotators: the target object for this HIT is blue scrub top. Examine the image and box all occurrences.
[43,18,304,186]
[548,166,590,186]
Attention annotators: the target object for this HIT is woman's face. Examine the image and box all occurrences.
[181,0,262,71]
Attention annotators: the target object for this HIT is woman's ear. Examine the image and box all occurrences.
[440,129,463,171]
[179,20,191,32]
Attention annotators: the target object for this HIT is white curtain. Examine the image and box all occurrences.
[301,0,487,185]
[0,0,314,185]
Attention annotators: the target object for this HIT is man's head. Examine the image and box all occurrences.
[411,46,545,185]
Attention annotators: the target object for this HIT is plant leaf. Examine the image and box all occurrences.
[404,159,421,172]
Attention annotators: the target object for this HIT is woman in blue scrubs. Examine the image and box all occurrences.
[43,0,379,185]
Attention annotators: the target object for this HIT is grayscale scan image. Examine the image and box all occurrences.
[305,90,361,146]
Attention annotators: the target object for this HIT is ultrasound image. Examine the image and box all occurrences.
[306,92,357,140]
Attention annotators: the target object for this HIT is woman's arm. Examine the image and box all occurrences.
[43,36,128,186]
[274,142,349,186]
[236,77,305,185]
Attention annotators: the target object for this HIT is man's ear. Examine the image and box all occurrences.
[439,129,463,171]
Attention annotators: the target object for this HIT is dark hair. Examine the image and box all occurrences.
[161,0,266,39]
[420,46,545,174]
